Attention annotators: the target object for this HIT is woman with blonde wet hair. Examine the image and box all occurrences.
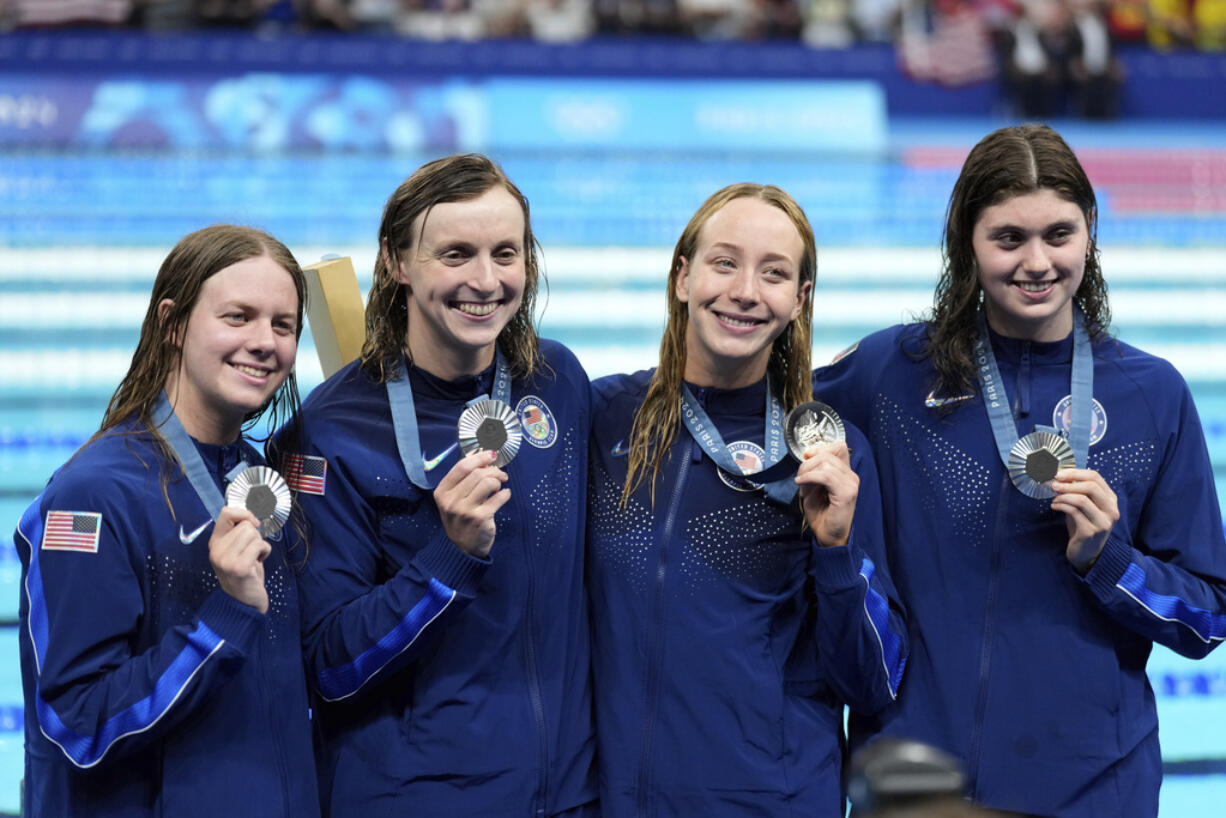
[588,183,907,817]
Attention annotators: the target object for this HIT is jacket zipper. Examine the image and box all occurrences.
[259,634,292,817]
[968,359,1029,797]
[635,449,691,818]
[513,482,550,817]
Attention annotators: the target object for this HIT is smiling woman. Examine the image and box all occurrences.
[13,224,319,818]
[286,153,598,817]
[163,254,301,444]
[587,183,907,817]
[815,123,1226,818]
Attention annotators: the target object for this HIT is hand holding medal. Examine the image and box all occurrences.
[786,401,858,548]
[432,399,520,559]
[213,465,291,614]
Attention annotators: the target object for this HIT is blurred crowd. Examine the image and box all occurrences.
[3,0,1222,51]
[2,0,1224,119]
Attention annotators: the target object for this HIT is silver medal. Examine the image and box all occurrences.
[784,400,845,460]
[457,399,522,467]
[225,466,293,537]
[1008,430,1075,499]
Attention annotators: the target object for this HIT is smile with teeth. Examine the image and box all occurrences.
[232,363,270,378]
[715,311,764,328]
[1014,280,1056,293]
[454,301,500,317]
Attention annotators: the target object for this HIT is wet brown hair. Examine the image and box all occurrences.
[925,123,1110,402]
[101,223,306,442]
[362,153,542,383]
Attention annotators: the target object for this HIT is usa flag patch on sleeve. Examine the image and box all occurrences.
[284,454,327,495]
[42,511,102,553]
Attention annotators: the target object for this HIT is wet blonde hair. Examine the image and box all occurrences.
[622,183,817,506]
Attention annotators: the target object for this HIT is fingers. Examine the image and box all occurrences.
[795,441,857,498]
[438,450,509,508]
[208,507,271,613]
[1051,468,1119,523]
[434,450,511,558]
[1052,468,1118,575]
[795,441,858,548]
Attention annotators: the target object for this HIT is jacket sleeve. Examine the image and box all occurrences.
[292,430,490,703]
[1079,376,1226,658]
[809,425,908,714]
[16,483,263,770]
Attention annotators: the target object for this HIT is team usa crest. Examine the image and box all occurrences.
[718,441,766,493]
[516,395,557,449]
[1052,395,1107,446]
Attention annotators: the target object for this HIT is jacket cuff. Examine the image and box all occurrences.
[197,588,264,653]
[1080,529,1132,596]
[415,532,489,598]
[810,533,862,592]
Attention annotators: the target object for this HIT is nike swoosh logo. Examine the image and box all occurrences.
[924,390,974,409]
[179,519,211,545]
[423,442,459,471]
[611,439,629,457]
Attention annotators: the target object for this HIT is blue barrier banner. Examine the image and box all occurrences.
[0,74,472,152]
[483,79,887,153]
[0,74,885,154]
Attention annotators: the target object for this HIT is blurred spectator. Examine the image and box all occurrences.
[134,0,288,28]
[1146,0,1195,47]
[846,0,905,41]
[594,0,681,33]
[1106,0,1149,41]
[395,0,484,39]
[1068,0,1124,116]
[676,0,802,39]
[803,0,857,45]
[1000,0,1076,115]
[522,0,596,41]
[1,0,133,27]
[291,0,357,30]
[1195,0,1226,47]
[677,0,751,38]
[750,0,804,39]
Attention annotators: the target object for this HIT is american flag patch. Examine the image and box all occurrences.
[42,511,102,553]
[284,454,327,495]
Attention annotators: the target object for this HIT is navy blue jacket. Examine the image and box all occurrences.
[292,339,597,817]
[816,324,1226,817]
[587,370,907,818]
[15,421,319,818]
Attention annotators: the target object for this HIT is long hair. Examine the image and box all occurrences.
[102,224,306,439]
[622,183,817,506]
[362,153,543,383]
[926,123,1110,402]
[95,225,307,524]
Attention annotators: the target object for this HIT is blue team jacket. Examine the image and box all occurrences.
[587,370,907,818]
[15,422,319,818]
[816,323,1226,818]
[292,339,597,817]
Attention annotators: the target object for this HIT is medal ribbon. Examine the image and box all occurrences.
[679,379,797,505]
[151,391,248,519]
[388,349,512,490]
[974,307,1093,471]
